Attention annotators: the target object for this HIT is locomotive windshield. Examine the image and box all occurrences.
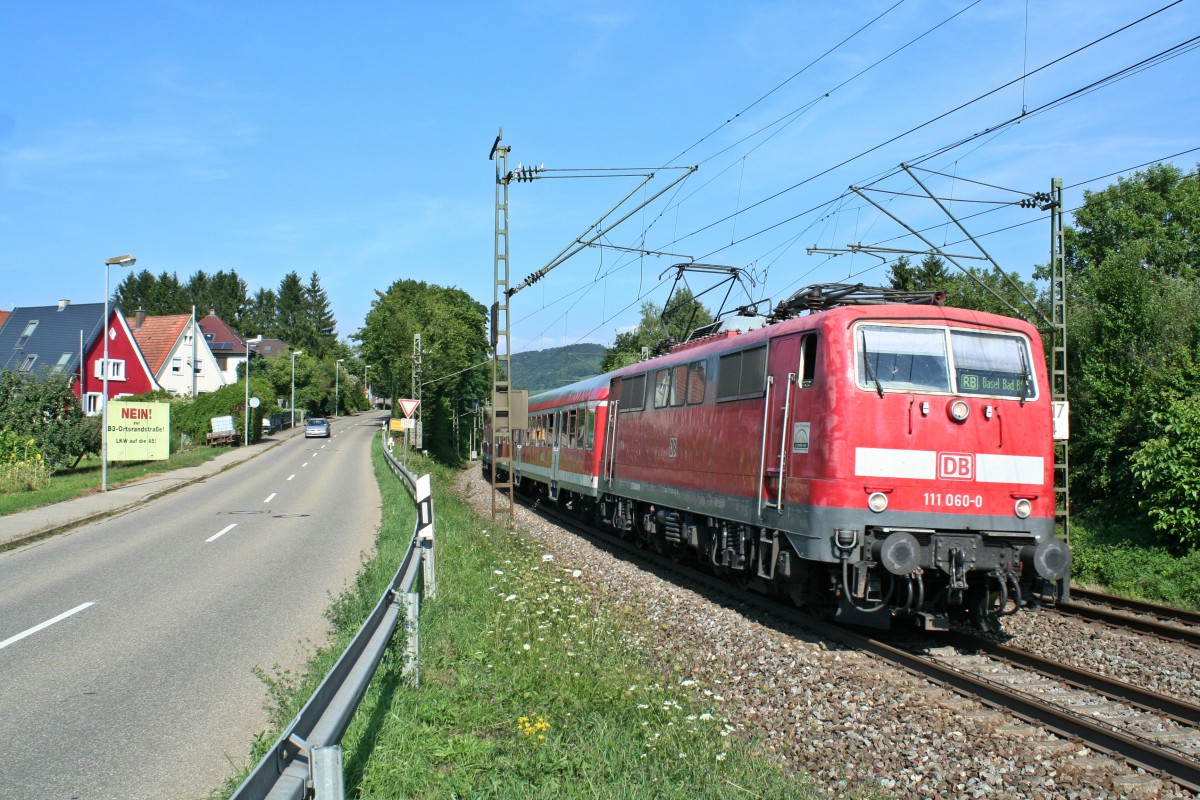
[858,324,1035,398]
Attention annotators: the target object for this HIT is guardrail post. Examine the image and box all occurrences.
[311,745,345,800]
[402,592,420,685]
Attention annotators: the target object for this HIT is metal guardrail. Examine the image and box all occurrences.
[229,428,435,800]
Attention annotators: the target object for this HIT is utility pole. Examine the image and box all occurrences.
[1049,178,1069,547]
[412,333,423,450]
[489,128,516,524]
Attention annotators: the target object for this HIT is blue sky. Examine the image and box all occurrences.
[3,1,1197,356]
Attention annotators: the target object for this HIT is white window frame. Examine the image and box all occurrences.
[84,392,102,416]
[93,359,127,381]
[171,357,183,374]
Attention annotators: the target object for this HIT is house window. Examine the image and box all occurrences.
[93,359,127,381]
[171,357,183,374]
[15,320,38,348]
[84,393,102,416]
[53,353,72,373]
[18,355,37,372]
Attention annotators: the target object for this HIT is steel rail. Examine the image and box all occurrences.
[947,630,1200,726]
[230,430,430,800]
[1056,589,1200,647]
[1069,587,1200,625]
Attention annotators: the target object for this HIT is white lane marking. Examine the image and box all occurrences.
[321,444,327,449]
[206,523,237,543]
[0,602,95,651]
[302,462,309,468]
[264,492,277,503]
[312,452,319,458]
[287,474,295,481]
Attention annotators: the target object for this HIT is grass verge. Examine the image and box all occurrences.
[218,443,818,798]
[1070,514,1200,611]
[0,447,234,517]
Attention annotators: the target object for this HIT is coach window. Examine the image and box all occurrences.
[567,409,578,448]
[670,364,688,406]
[620,373,647,412]
[799,334,818,388]
[653,368,671,409]
[585,408,595,448]
[686,360,706,404]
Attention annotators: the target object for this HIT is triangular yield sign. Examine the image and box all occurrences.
[398,398,420,418]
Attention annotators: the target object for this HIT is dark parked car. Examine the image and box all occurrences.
[305,417,331,438]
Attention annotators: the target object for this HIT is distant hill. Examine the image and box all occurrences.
[511,343,607,395]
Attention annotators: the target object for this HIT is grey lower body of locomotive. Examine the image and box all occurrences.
[604,476,1071,630]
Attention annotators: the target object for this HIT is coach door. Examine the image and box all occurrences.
[761,332,818,516]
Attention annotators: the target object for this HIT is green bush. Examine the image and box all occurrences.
[1070,515,1200,611]
[1130,393,1200,551]
[127,381,279,448]
[0,371,98,470]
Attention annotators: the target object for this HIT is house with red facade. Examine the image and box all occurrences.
[0,300,160,414]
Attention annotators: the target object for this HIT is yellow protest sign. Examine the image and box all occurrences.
[107,401,171,461]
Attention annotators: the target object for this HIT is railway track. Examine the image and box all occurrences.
[1056,588,1200,647]
[515,491,1200,794]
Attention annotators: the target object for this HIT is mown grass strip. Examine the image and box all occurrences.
[219,443,819,798]
[0,447,233,516]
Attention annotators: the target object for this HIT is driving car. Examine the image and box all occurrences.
[305,417,331,438]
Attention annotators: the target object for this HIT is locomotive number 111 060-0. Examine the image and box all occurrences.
[923,493,984,509]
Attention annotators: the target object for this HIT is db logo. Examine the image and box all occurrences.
[939,452,973,481]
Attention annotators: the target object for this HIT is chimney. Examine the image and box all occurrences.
[57,299,70,311]
[135,308,146,331]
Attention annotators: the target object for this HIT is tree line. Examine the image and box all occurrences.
[114,268,339,359]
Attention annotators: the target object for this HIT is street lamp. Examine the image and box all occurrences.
[290,350,304,430]
[101,254,136,493]
[335,358,344,417]
[364,363,371,408]
[243,335,263,446]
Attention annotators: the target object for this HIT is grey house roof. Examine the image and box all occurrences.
[0,301,105,379]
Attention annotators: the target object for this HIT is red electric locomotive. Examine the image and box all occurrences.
[491,285,1070,631]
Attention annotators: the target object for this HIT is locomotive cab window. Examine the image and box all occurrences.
[951,329,1036,399]
[799,334,818,388]
[856,324,1036,399]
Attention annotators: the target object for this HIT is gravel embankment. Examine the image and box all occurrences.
[457,470,1195,799]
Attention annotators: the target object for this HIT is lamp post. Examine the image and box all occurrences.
[290,350,304,430]
[335,358,344,417]
[364,363,371,408]
[243,335,263,446]
[102,254,136,493]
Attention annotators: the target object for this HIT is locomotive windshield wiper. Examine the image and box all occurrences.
[1017,342,1029,406]
[861,335,884,397]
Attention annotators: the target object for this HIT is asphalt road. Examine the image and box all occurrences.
[0,414,384,799]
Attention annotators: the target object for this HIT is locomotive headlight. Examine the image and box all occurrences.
[867,492,889,513]
[1014,498,1032,519]
[948,399,970,423]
